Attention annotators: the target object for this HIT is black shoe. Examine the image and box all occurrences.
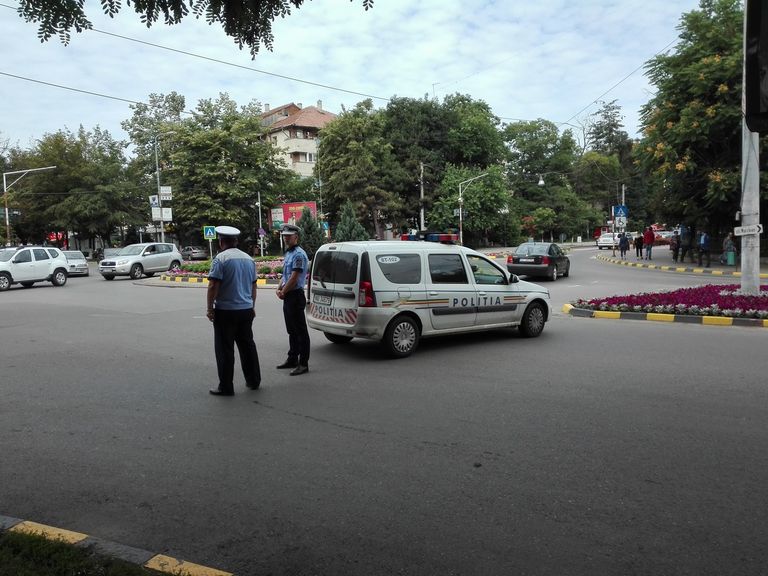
[246,380,261,390]
[289,365,309,376]
[276,360,298,369]
[209,388,234,396]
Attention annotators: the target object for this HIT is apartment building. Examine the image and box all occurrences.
[261,101,337,178]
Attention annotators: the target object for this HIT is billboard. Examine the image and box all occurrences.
[270,202,317,227]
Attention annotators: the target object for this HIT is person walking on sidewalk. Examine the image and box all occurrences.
[206,225,261,396]
[643,227,655,260]
[721,232,736,265]
[276,224,311,376]
[634,232,644,260]
[679,224,695,263]
[697,230,711,267]
[669,230,680,263]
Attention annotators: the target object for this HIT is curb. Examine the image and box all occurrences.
[0,515,233,576]
[561,303,768,328]
[159,274,280,286]
[596,254,768,278]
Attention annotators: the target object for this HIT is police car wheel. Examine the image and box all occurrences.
[383,316,420,358]
[324,333,353,344]
[519,302,546,338]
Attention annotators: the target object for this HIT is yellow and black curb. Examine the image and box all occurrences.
[0,515,233,576]
[160,274,279,286]
[561,303,768,328]
[596,254,768,278]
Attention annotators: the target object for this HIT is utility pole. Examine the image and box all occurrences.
[153,137,165,243]
[419,162,425,231]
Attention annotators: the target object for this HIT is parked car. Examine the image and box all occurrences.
[62,250,90,276]
[307,239,551,357]
[0,246,69,291]
[506,242,570,281]
[98,242,182,280]
[181,245,209,260]
[596,233,620,249]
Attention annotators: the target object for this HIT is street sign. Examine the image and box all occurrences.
[258,227,266,237]
[203,225,216,240]
[734,224,763,236]
[615,216,627,228]
[613,205,629,218]
[149,195,159,208]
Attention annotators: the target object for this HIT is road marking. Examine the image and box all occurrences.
[145,554,233,576]
[10,521,88,544]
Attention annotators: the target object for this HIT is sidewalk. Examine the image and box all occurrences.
[596,244,768,278]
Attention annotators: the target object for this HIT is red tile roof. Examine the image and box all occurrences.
[266,105,337,132]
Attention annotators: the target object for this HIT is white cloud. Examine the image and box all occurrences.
[0,0,700,149]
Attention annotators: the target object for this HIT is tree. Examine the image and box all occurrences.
[587,100,633,166]
[634,0,754,235]
[17,0,374,57]
[531,207,557,242]
[297,206,326,260]
[333,201,368,241]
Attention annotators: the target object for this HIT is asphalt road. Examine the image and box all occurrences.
[1,253,767,576]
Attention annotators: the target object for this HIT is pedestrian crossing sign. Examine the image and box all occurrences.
[613,205,629,218]
[203,225,216,240]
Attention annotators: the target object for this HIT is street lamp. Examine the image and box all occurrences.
[458,172,488,246]
[3,165,57,245]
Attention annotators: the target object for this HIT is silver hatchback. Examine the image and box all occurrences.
[99,243,182,280]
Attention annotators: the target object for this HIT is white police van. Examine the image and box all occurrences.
[306,233,551,357]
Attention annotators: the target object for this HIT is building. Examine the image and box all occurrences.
[261,101,337,178]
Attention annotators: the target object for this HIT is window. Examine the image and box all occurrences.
[467,255,506,285]
[306,152,316,162]
[46,249,60,258]
[375,254,421,284]
[296,129,304,139]
[33,248,50,261]
[312,251,358,284]
[15,250,31,263]
[428,254,468,284]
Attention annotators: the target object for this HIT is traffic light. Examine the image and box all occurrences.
[745,0,768,132]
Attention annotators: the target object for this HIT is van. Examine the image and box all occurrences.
[307,240,551,357]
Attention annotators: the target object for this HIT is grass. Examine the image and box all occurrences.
[571,284,768,319]
[0,531,165,576]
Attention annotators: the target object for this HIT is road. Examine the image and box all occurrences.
[1,252,767,576]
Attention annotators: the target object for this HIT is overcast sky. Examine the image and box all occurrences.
[1,0,701,150]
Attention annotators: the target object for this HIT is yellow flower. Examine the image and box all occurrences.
[708,171,723,183]
[699,73,705,80]
[675,162,686,171]
[666,121,674,129]
[717,83,729,93]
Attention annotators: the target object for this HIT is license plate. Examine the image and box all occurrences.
[313,294,332,305]
[520,258,534,263]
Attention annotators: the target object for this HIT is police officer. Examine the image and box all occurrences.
[206,225,261,395]
[276,224,310,375]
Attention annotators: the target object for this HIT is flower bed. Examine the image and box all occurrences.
[571,284,768,319]
[173,256,284,279]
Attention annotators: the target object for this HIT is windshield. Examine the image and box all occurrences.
[64,251,85,259]
[515,243,549,256]
[0,249,16,262]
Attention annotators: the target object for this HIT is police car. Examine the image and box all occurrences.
[306,233,551,357]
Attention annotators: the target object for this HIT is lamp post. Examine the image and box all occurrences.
[458,172,488,246]
[3,165,57,245]
[256,189,263,257]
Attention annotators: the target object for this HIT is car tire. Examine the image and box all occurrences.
[0,272,10,291]
[383,315,420,358]
[102,274,115,280]
[519,302,546,338]
[563,264,570,278]
[324,332,353,344]
[21,281,35,288]
[129,264,143,279]
[51,269,67,287]
[549,266,557,282]
[169,260,181,271]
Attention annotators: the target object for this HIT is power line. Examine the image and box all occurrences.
[0,70,143,106]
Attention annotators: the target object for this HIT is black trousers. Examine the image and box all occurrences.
[283,289,310,366]
[213,308,261,392]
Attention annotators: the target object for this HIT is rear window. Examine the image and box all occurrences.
[374,253,421,284]
[312,250,359,284]
[515,243,548,256]
[428,254,468,284]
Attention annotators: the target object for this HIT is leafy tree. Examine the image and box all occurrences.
[16,0,374,57]
[333,201,368,241]
[442,94,506,168]
[297,206,326,259]
[634,0,752,235]
[587,100,633,166]
[531,207,557,242]
[315,100,403,238]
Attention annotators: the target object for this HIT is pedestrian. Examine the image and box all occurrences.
[679,224,694,263]
[669,230,680,263]
[697,230,711,267]
[643,227,655,260]
[206,225,261,396]
[721,232,736,265]
[634,231,644,260]
[618,232,630,259]
[276,224,310,376]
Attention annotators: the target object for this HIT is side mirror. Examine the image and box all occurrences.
[509,273,519,284]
